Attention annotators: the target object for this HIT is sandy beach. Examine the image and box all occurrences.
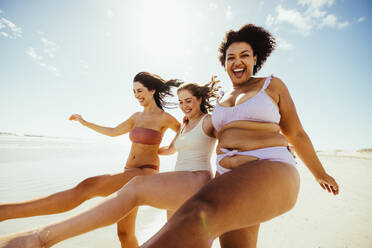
[0,134,371,247]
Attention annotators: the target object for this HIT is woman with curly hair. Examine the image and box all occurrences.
[137,24,339,248]
[0,72,181,248]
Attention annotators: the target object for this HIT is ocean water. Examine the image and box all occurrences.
[0,135,371,247]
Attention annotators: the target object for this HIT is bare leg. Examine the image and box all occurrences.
[219,225,260,248]
[117,208,139,248]
[0,167,156,221]
[0,170,210,248]
[216,171,260,248]
[166,210,175,221]
[140,160,300,248]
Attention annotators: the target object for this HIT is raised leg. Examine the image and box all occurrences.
[117,207,139,248]
[0,167,156,221]
[166,210,175,221]
[140,160,300,248]
[0,170,210,248]
[219,225,260,248]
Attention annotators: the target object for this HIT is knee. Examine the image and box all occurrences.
[117,228,136,243]
[75,175,109,198]
[117,175,144,205]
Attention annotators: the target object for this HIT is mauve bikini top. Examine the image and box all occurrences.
[211,75,280,132]
[129,127,162,145]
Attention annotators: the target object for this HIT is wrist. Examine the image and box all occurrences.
[312,168,327,179]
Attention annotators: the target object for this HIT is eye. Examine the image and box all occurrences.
[242,54,249,57]
[227,57,234,60]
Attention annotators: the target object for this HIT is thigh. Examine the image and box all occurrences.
[219,225,260,248]
[191,160,300,234]
[166,210,175,221]
[133,171,211,211]
[95,168,157,197]
[117,207,139,234]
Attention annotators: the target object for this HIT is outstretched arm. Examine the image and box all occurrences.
[273,77,339,195]
[69,113,138,137]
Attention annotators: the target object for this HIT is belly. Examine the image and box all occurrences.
[217,126,289,169]
[217,128,288,151]
[125,143,160,168]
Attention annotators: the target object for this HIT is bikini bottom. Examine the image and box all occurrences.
[216,146,296,175]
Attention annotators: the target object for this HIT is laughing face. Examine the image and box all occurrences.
[225,42,257,85]
[177,89,202,120]
[133,81,155,106]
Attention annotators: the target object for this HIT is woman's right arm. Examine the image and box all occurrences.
[69,113,138,137]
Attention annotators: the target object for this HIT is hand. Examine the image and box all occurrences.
[69,114,85,124]
[287,145,296,159]
[182,116,188,123]
[316,173,339,195]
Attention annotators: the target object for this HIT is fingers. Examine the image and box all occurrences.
[319,179,339,195]
[324,184,331,193]
[69,114,81,121]
[319,183,326,190]
[330,185,339,195]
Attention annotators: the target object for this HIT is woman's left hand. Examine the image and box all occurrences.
[316,173,339,195]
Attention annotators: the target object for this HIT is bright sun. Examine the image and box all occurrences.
[131,1,193,57]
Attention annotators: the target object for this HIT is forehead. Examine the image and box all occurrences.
[226,42,253,54]
[133,81,146,90]
[177,89,194,100]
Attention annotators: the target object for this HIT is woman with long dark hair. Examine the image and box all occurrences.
[0,72,180,248]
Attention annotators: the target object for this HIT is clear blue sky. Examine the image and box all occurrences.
[1,0,371,150]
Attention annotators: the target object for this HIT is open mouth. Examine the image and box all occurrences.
[183,109,192,114]
[233,68,245,78]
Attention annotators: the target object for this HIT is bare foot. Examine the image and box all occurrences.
[0,230,43,248]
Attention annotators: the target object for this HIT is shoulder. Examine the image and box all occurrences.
[202,114,216,138]
[203,114,212,123]
[129,112,141,122]
[202,114,213,129]
[162,112,178,122]
[267,76,289,94]
[162,112,181,130]
[269,76,286,88]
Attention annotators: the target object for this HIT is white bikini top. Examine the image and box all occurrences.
[174,115,216,172]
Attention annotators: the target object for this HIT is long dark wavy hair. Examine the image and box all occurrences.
[133,72,183,110]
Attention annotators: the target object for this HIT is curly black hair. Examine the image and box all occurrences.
[218,24,276,75]
[177,79,220,114]
[133,72,183,110]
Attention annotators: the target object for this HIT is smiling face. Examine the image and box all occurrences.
[133,81,155,106]
[177,89,202,119]
[225,42,257,85]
